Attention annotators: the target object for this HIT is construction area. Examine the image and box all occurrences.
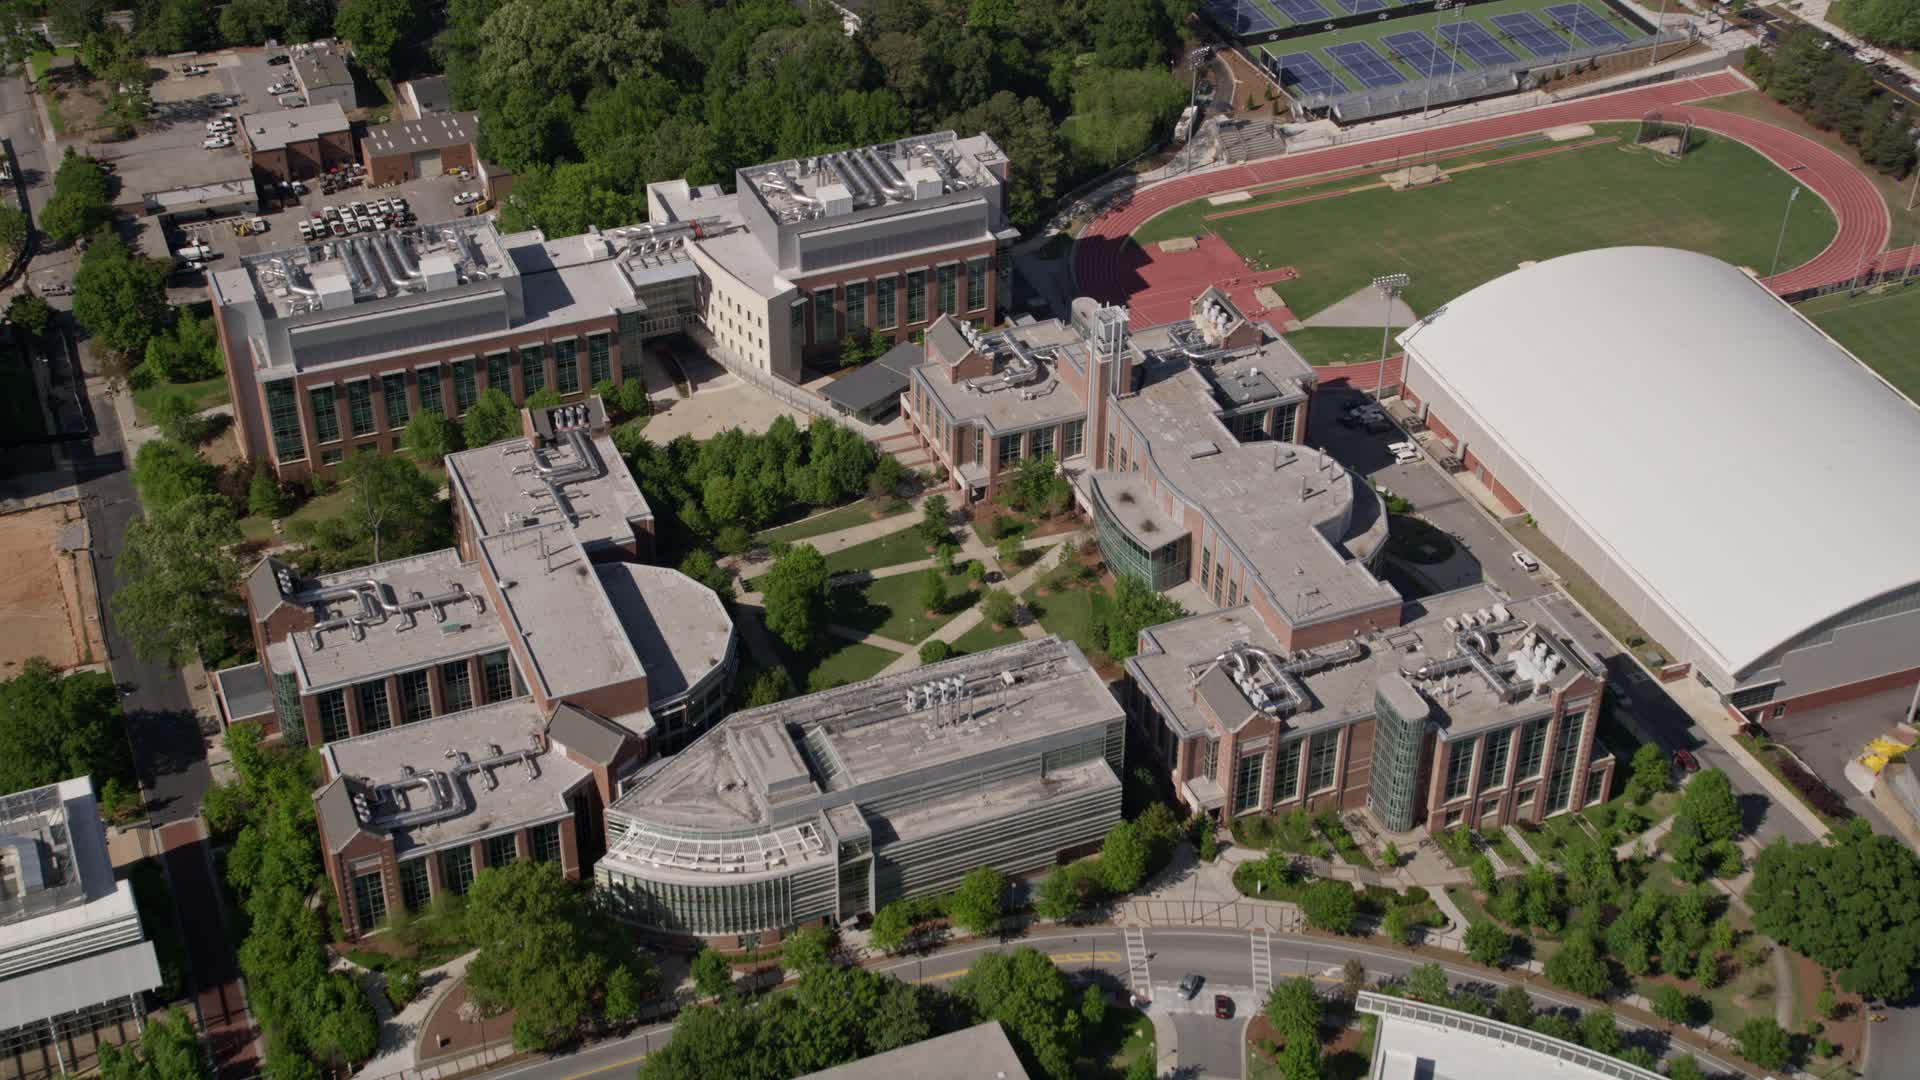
[0,501,106,674]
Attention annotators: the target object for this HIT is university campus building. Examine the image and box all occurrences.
[592,637,1124,947]
[211,399,737,938]
[215,131,1012,483]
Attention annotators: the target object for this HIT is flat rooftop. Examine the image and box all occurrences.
[320,699,589,856]
[364,111,479,157]
[478,523,646,699]
[611,636,1121,834]
[739,130,1006,227]
[1360,992,1662,1080]
[1131,585,1605,743]
[594,564,734,706]
[242,101,349,152]
[502,227,696,333]
[293,49,351,89]
[0,779,135,955]
[799,1021,1029,1080]
[230,216,515,324]
[913,317,1092,436]
[283,549,506,693]
[446,430,652,552]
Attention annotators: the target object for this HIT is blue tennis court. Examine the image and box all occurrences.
[1491,12,1573,57]
[1271,0,1334,24]
[1331,0,1390,13]
[1206,0,1279,34]
[1327,41,1408,88]
[1382,30,1469,77]
[1272,51,1350,96]
[1439,21,1520,66]
[1546,3,1632,46]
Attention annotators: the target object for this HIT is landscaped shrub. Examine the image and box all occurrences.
[1776,756,1854,820]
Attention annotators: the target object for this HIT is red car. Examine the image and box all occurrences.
[1214,994,1234,1020]
[1673,749,1700,773]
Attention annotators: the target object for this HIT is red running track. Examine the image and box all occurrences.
[1075,72,1890,314]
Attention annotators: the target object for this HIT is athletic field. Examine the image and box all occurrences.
[1798,285,1920,405]
[1132,122,1838,320]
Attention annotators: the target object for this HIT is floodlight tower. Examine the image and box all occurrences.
[1373,272,1410,401]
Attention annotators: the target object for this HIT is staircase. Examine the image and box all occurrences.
[1124,926,1153,998]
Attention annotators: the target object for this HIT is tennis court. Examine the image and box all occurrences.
[1271,0,1335,23]
[1382,29,1471,77]
[1440,22,1520,66]
[1546,2,1633,46]
[1203,0,1279,34]
[1491,11,1575,57]
[1328,41,1408,87]
[1273,51,1350,96]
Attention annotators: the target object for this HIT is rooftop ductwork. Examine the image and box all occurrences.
[356,236,394,291]
[1202,639,1368,719]
[388,233,424,281]
[348,734,545,832]
[278,258,319,297]
[516,404,607,526]
[291,573,486,649]
[827,153,873,207]
[339,239,369,293]
[861,146,913,199]
[371,232,411,286]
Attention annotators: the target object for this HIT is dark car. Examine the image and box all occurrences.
[267,54,290,65]
[1673,749,1700,773]
[1214,994,1234,1020]
[1178,973,1203,1000]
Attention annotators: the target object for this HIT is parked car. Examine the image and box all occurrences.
[1178,974,1203,1000]
[1673,749,1700,773]
[1511,550,1540,573]
[453,190,483,206]
[268,80,296,95]
[268,54,291,65]
[280,95,306,108]
[1214,994,1235,1020]
[203,135,232,149]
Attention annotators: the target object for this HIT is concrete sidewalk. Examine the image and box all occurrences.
[876,533,1082,676]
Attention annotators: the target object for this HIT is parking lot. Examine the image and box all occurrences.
[170,170,478,272]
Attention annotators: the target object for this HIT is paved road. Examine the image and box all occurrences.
[473,927,1758,1080]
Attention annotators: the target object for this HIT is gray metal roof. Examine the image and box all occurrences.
[799,1021,1028,1080]
[403,76,452,115]
[293,49,351,89]
[819,341,921,413]
[363,112,480,158]
[214,662,274,722]
[242,102,349,152]
[546,704,631,767]
[0,941,161,1029]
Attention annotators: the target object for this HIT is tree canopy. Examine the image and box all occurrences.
[114,494,246,666]
[1748,818,1920,999]
[0,659,129,798]
[98,1007,208,1080]
[1832,0,1920,48]
[761,543,831,652]
[73,233,172,357]
[460,387,523,447]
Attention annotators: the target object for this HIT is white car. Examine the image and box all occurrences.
[268,81,296,95]
[1512,551,1541,573]
[453,190,482,206]
[203,136,232,149]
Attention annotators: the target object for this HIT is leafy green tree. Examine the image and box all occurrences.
[334,0,424,77]
[131,439,216,514]
[385,960,422,1007]
[1198,817,1218,862]
[955,948,1082,1080]
[330,451,445,564]
[1665,1054,1708,1080]
[1578,1007,1622,1055]
[919,494,950,546]
[1694,950,1722,989]
[1544,929,1611,997]
[918,568,948,613]
[98,1007,209,1080]
[1833,0,1920,47]
[1677,768,1741,844]
[1301,880,1357,934]
[1651,984,1694,1025]
[1403,962,1448,1003]
[1264,977,1322,1043]
[869,900,916,954]
[782,926,835,976]
[1063,65,1187,170]
[1035,868,1084,921]
[604,963,646,1022]
[918,639,952,664]
[1465,921,1511,967]
[7,291,53,340]
[762,543,831,652]
[690,946,734,999]
[525,387,563,410]
[1104,576,1185,660]
[1470,853,1495,892]
[1748,818,1920,999]
[996,534,1022,568]
[744,667,796,707]
[461,388,522,447]
[150,392,208,445]
[0,659,127,796]
[1276,1033,1323,1079]
[1736,1017,1792,1070]
[948,866,1006,935]
[247,463,291,518]
[140,308,223,386]
[1629,742,1670,803]
[73,236,171,356]
[1495,984,1533,1026]
[1100,819,1149,893]
[1382,905,1411,946]
[41,149,112,248]
[0,204,26,259]
[404,409,461,464]
[982,587,1017,628]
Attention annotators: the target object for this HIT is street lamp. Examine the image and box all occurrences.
[1769,186,1801,278]
[1373,273,1410,401]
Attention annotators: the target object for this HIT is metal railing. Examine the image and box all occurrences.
[1355,992,1666,1079]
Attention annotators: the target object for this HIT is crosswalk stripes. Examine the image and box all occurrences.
[1124,926,1152,995]
[1251,928,1273,1001]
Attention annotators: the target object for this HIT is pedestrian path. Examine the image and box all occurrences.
[1505,825,1544,866]
[877,535,1078,675]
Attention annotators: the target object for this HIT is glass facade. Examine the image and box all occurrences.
[1481,728,1512,789]
[588,334,612,385]
[317,689,348,742]
[440,846,476,896]
[481,650,516,704]
[417,365,444,415]
[906,270,927,324]
[1233,750,1266,815]
[357,680,391,733]
[1367,685,1430,832]
[1228,410,1267,443]
[1272,738,1304,805]
[485,833,518,868]
[529,821,563,863]
[1275,403,1298,443]
[1443,738,1476,802]
[1062,418,1085,459]
[554,339,581,394]
[1091,483,1191,592]
[452,359,478,415]
[398,858,431,912]
[811,288,836,344]
[272,670,305,746]
[351,871,387,929]
[936,263,957,315]
[844,281,867,335]
[876,276,898,328]
[486,351,513,395]
[520,345,546,394]
[382,372,410,428]
[309,385,340,444]
[1306,730,1341,794]
[1544,710,1588,814]
[1514,718,1550,781]
[346,379,375,437]
[441,660,473,713]
[997,433,1022,468]
[967,256,989,311]
[399,669,432,723]
[266,380,306,462]
[600,867,801,936]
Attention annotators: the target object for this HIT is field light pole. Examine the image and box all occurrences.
[1646,0,1670,69]
[1769,187,1801,278]
[1373,273,1410,401]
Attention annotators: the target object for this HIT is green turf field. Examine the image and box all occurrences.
[1256,0,1642,88]
[1134,122,1839,320]
[1797,285,1920,405]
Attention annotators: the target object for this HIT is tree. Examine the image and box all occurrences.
[114,493,244,666]
[335,451,443,563]
[1035,867,1085,920]
[1676,768,1741,844]
[1301,880,1357,934]
[248,463,291,518]
[131,438,216,514]
[1651,984,1694,1025]
[1403,962,1448,1003]
[1736,1017,1792,1070]
[1264,977,1322,1044]
[744,667,796,707]
[690,947,734,999]
[1628,742,1670,803]
[141,309,222,385]
[7,291,53,340]
[996,534,1022,568]
[1382,905,1411,946]
[1665,1054,1708,1080]
[919,493,950,546]
[918,568,948,613]
[955,948,1082,1080]
[1063,65,1187,169]
[604,963,646,1022]
[1543,929,1611,997]
[1495,984,1533,1026]
[982,587,1017,628]
[1832,0,1920,48]
[1470,853,1495,893]
[1465,921,1511,967]
[151,392,209,445]
[1104,575,1185,660]
[41,149,112,248]
[1081,983,1106,1026]
[1198,817,1218,862]
[0,204,26,258]
[335,0,424,77]
[98,1007,209,1080]
[0,659,126,797]
[782,927,835,976]
[1101,820,1149,893]
[461,388,522,447]
[762,543,831,652]
[918,639,953,664]
[1276,1034,1323,1080]
[948,866,1006,935]
[73,236,171,356]
[404,409,460,464]
[1748,819,1920,999]
[947,92,1064,232]
[1579,1008,1622,1055]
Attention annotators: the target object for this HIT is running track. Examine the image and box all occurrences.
[1074,72,1891,328]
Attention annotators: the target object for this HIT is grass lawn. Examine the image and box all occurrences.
[1023,581,1112,659]
[239,462,446,543]
[756,497,909,545]
[1075,1005,1155,1078]
[951,619,1025,654]
[830,569,978,645]
[1797,284,1920,406]
[132,374,231,426]
[29,47,79,80]
[1134,121,1836,320]
[820,522,936,577]
[1485,826,1526,868]
[1280,325,1404,367]
[805,639,899,688]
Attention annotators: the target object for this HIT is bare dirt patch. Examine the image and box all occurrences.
[0,501,105,673]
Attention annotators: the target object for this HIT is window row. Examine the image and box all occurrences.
[805,257,993,345]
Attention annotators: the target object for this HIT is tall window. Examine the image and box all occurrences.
[317,690,348,742]
[1481,728,1512,790]
[1306,730,1341,794]
[346,380,375,437]
[485,351,513,395]
[1233,751,1266,815]
[906,269,927,323]
[485,833,518,868]
[439,846,475,896]
[357,681,391,733]
[398,859,430,912]
[844,281,867,336]
[382,373,410,428]
[1272,739,1304,804]
[811,287,837,344]
[441,660,473,713]
[452,359,478,414]
[1545,710,1588,814]
[1514,718,1551,781]
[351,871,387,929]
[997,433,1022,467]
[520,345,546,394]
[1275,403,1298,443]
[554,339,580,394]
[481,650,516,704]
[1061,418,1085,459]
[936,263,957,315]
[309,385,340,443]
[1200,547,1212,591]
[587,334,612,385]
[399,670,432,723]
[971,426,983,464]
[529,822,563,862]
[876,276,899,329]
[265,379,306,462]
[1444,738,1476,802]
[417,365,444,415]
[967,256,989,311]
[1203,738,1219,780]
